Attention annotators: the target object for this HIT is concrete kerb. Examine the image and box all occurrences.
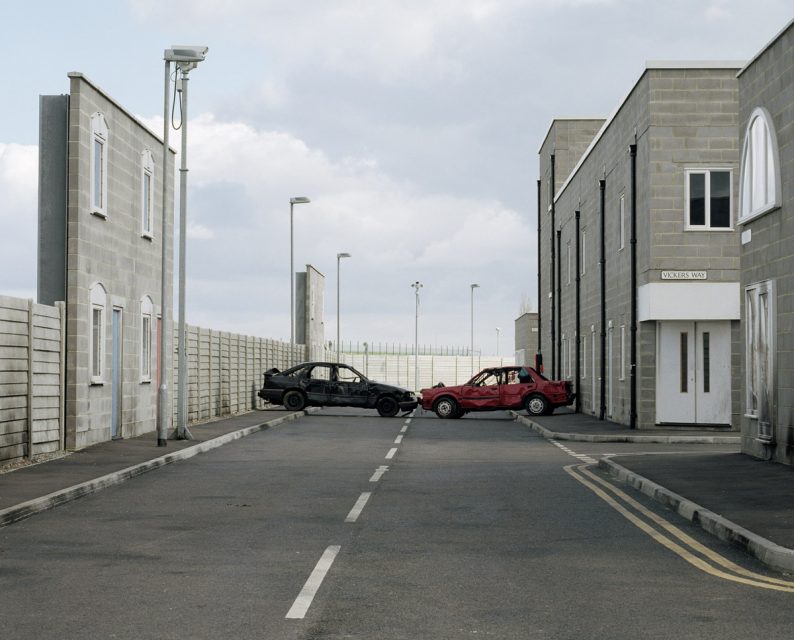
[0,409,317,529]
[599,456,794,574]
[510,412,740,444]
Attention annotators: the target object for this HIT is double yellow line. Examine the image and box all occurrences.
[565,463,794,592]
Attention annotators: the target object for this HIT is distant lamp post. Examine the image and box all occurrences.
[336,252,351,362]
[411,281,423,391]
[158,45,208,445]
[470,283,480,377]
[496,327,501,357]
[289,196,311,365]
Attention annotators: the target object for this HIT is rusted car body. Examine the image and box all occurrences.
[419,366,574,418]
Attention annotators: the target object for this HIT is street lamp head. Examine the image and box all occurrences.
[471,283,480,290]
[337,252,351,259]
[290,196,311,205]
[411,281,423,290]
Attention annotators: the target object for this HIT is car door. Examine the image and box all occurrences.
[459,371,501,409]
[499,369,526,408]
[304,365,333,404]
[333,365,370,408]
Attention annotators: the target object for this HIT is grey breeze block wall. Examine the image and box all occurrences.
[61,73,175,449]
[539,65,741,428]
[738,21,794,463]
[0,297,65,462]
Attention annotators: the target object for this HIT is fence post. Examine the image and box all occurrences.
[26,299,34,459]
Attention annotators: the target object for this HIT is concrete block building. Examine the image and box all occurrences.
[38,73,174,449]
[514,311,539,366]
[737,19,794,462]
[538,62,742,428]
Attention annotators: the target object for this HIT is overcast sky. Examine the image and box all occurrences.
[1,1,791,355]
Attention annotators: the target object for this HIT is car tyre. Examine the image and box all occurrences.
[433,396,459,419]
[283,390,306,411]
[377,396,400,417]
[525,394,548,417]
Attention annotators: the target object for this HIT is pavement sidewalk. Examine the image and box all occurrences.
[518,409,794,573]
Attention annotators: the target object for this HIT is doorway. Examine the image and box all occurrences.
[656,320,731,425]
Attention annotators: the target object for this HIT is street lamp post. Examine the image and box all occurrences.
[158,45,208,445]
[289,197,310,366]
[470,283,480,377]
[411,281,423,391]
[496,327,501,358]
[336,252,351,363]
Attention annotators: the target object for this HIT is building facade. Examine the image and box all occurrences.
[514,311,539,366]
[538,63,742,428]
[39,73,175,449]
[737,20,794,462]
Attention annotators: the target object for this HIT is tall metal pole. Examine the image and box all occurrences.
[336,253,351,363]
[495,327,500,357]
[157,58,171,447]
[470,283,479,377]
[176,69,192,440]
[411,281,422,390]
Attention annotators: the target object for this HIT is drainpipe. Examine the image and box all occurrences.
[599,179,606,420]
[536,178,543,371]
[575,210,581,413]
[556,228,562,380]
[629,144,638,429]
[549,154,556,379]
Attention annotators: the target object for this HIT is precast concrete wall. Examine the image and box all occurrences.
[0,296,65,463]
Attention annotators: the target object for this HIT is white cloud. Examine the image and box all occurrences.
[0,143,38,298]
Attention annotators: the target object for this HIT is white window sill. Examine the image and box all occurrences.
[91,209,107,219]
[141,232,153,241]
[90,380,104,386]
[684,226,734,232]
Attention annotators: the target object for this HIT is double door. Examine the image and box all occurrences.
[656,321,731,425]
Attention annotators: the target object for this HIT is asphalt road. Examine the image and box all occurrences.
[1,408,792,639]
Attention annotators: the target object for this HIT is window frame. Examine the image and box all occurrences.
[739,107,782,224]
[89,283,107,384]
[619,193,625,251]
[140,295,154,382]
[684,168,733,231]
[90,113,109,218]
[745,280,775,430]
[141,149,154,239]
[581,228,586,276]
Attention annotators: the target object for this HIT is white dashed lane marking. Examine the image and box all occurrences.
[370,466,389,482]
[385,447,398,460]
[285,545,341,619]
[345,492,372,523]
[550,439,597,465]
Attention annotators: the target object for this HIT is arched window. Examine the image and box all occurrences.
[140,295,154,381]
[89,282,108,382]
[141,149,154,238]
[90,112,109,217]
[739,107,781,222]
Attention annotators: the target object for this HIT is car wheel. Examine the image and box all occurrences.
[283,390,306,411]
[433,396,459,419]
[525,394,548,416]
[377,396,400,417]
[451,407,465,419]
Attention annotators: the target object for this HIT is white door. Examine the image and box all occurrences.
[656,321,731,425]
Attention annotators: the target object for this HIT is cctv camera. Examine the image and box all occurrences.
[164,46,209,63]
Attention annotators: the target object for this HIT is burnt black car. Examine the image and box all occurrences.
[258,362,418,417]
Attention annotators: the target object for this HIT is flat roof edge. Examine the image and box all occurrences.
[737,17,794,77]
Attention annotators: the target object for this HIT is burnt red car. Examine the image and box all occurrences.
[419,366,574,419]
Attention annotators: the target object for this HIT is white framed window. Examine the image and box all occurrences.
[566,242,571,285]
[745,280,775,438]
[140,295,154,382]
[582,334,587,379]
[89,282,107,383]
[739,107,781,224]
[619,193,625,251]
[619,324,626,381]
[141,149,154,238]
[685,169,732,229]
[581,229,586,276]
[90,113,109,217]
